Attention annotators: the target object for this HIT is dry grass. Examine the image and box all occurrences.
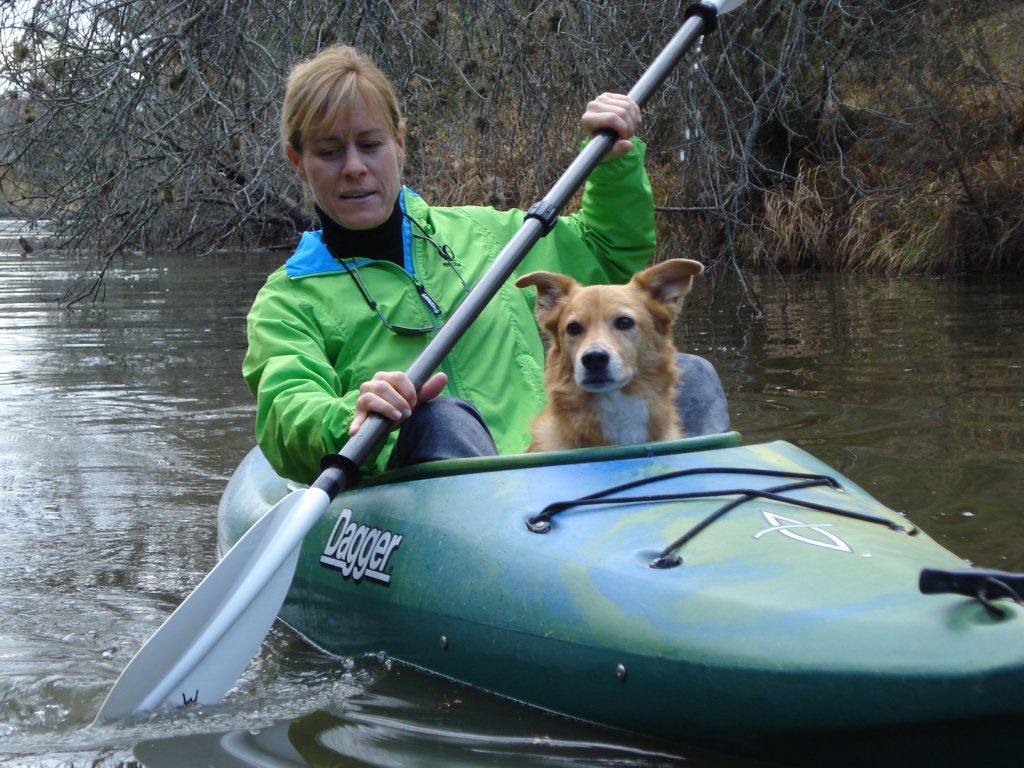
[745,148,1024,276]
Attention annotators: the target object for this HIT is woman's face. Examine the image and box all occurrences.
[287,92,406,231]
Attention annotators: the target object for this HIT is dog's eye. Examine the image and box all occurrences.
[614,316,635,331]
[566,320,583,336]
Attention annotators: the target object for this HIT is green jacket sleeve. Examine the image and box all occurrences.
[521,136,656,284]
[242,270,387,483]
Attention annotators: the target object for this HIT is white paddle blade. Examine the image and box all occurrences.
[95,488,327,720]
[715,0,748,13]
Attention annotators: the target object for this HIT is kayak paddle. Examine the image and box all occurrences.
[94,0,749,721]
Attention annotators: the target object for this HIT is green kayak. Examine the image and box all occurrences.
[217,433,1024,746]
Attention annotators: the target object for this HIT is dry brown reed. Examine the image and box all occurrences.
[740,89,1024,276]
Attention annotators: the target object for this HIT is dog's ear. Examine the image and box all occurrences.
[631,258,704,313]
[515,271,579,321]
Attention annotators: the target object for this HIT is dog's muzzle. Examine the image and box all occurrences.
[576,346,622,391]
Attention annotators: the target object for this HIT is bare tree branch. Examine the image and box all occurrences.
[0,0,1019,304]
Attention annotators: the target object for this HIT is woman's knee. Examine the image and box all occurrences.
[388,397,497,468]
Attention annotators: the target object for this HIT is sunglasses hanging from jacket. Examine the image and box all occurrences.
[335,212,470,337]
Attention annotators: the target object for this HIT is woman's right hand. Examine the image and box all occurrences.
[582,92,642,161]
[349,370,448,435]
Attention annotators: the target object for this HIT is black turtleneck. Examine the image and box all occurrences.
[317,202,405,267]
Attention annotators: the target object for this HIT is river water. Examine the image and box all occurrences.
[1,232,1022,767]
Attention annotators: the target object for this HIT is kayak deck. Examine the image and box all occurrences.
[218,433,1024,744]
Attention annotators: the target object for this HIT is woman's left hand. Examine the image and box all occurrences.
[582,92,642,161]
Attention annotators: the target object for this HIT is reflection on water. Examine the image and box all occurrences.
[0,238,1021,767]
[136,663,717,767]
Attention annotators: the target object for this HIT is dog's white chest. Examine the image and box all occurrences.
[595,391,650,445]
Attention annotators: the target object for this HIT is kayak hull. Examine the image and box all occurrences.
[218,434,1024,744]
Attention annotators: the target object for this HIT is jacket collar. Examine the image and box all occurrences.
[286,187,423,278]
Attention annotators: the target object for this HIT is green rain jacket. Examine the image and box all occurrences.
[243,138,656,483]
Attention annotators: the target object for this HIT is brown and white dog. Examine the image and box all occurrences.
[515,258,704,452]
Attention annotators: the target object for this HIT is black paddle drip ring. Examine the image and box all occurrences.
[317,453,362,494]
[525,200,560,235]
[684,2,721,34]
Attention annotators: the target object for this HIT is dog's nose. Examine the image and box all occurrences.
[581,349,609,372]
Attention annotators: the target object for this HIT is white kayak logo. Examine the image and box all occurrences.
[754,510,851,552]
[320,508,404,585]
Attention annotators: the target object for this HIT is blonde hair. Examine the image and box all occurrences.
[280,45,402,154]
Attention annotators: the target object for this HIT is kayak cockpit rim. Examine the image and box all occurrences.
[343,430,744,488]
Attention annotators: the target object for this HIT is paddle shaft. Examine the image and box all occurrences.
[316,1,721,501]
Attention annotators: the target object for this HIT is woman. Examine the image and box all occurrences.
[243,45,682,484]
